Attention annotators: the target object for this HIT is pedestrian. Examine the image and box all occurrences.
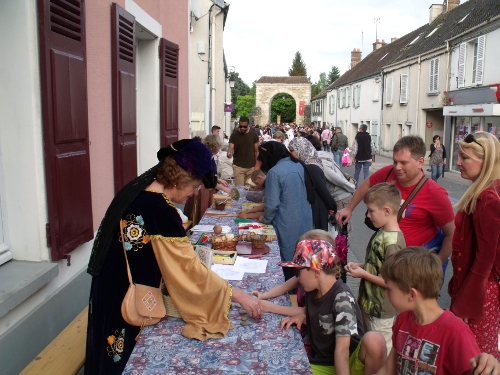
[257,141,313,281]
[336,135,455,276]
[272,130,285,143]
[345,183,405,353]
[352,124,375,185]
[85,140,263,375]
[280,232,386,375]
[429,135,447,182]
[227,116,259,186]
[211,125,221,135]
[331,127,349,167]
[321,125,333,152]
[289,137,337,231]
[448,131,500,355]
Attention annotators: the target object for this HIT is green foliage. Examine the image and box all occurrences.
[230,72,251,117]
[311,72,328,98]
[288,51,308,77]
[270,93,296,122]
[327,66,341,85]
[235,95,255,118]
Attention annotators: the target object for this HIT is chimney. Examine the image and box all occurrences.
[372,39,383,51]
[429,4,445,23]
[391,37,398,43]
[445,0,460,12]
[381,39,387,47]
[351,48,362,68]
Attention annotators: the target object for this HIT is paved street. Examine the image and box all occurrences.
[342,154,470,309]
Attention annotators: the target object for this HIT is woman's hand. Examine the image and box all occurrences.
[233,288,264,319]
[443,159,447,165]
[237,211,248,219]
[280,313,307,331]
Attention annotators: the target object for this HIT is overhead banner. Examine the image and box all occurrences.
[299,100,305,115]
[224,103,233,113]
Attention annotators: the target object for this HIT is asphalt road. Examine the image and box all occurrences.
[341,157,470,309]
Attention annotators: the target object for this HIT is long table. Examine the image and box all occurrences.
[124,188,312,374]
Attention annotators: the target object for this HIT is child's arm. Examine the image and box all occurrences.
[260,300,305,317]
[244,204,265,214]
[345,263,387,288]
[251,276,299,299]
[470,353,500,375]
[334,336,351,375]
[376,348,397,375]
[237,211,264,219]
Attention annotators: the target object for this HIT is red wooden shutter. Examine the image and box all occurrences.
[111,3,137,193]
[160,38,179,146]
[37,0,94,261]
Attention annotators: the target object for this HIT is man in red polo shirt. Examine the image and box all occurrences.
[336,135,454,271]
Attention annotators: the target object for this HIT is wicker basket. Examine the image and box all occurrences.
[250,233,267,249]
[211,234,240,250]
[213,198,228,211]
[162,295,181,318]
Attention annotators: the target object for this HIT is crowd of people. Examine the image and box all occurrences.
[84,114,500,374]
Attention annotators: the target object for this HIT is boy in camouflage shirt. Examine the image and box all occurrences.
[280,230,386,375]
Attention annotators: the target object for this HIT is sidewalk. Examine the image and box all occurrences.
[370,154,470,188]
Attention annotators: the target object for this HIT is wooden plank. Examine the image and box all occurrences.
[20,307,88,375]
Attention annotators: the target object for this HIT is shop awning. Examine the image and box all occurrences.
[443,103,500,116]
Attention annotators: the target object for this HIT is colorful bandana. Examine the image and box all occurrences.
[279,239,336,270]
[288,137,324,171]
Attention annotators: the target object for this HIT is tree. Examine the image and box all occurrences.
[311,72,328,97]
[327,66,341,85]
[230,72,250,117]
[235,95,255,118]
[270,93,296,122]
[288,51,308,77]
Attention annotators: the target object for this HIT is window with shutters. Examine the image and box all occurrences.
[472,35,485,85]
[385,76,393,106]
[112,3,137,193]
[341,88,346,108]
[160,38,179,146]
[354,85,361,108]
[38,0,94,261]
[429,58,439,94]
[400,74,408,104]
[347,87,351,108]
[373,81,380,102]
[457,35,485,88]
[331,95,335,114]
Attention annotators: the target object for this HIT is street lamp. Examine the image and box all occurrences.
[229,73,236,88]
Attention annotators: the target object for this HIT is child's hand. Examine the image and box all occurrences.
[345,263,365,279]
[237,211,248,219]
[258,215,264,223]
[251,290,265,299]
[218,179,229,187]
[219,186,231,194]
[280,313,306,331]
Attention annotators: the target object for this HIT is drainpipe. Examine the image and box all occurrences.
[210,7,222,132]
[415,55,421,135]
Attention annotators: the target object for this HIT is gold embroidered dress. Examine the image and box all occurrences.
[85,190,231,375]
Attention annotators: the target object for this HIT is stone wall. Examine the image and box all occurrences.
[255,83,311,125]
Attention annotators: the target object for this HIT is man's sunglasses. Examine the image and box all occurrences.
[463,133,484,151]
[239,125,248,129]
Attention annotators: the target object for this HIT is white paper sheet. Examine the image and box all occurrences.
[211,264,245,280]
[231,257,268,274]
[190,225,231,234]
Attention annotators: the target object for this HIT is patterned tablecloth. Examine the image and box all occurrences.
[124,188,312,374]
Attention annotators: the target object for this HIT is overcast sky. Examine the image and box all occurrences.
[224,0,464,86]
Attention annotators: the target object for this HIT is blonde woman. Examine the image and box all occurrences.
[448,131,500,355]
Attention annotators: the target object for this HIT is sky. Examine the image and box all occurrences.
[224,0,463,86]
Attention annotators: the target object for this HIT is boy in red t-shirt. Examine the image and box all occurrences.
[376,247,499,375]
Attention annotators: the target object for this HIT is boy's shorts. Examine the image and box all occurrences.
[310,340,363,375]
[362,310,395,354]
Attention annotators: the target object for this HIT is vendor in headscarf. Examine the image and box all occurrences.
[257,141,313,281]
[85,140,263,375]
[289,137,337,231]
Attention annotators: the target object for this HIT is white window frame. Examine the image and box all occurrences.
[473,35,485,85]
[429,57,439,93]
[400,74,409,104]
[457,42,466,88]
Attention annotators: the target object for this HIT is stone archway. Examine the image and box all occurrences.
[254,77,311,125]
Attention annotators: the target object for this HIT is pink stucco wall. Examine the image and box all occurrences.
[86,0,190,230]
[135,0,190,140]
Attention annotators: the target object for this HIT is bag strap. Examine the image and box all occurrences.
[397,176,428,222]
[120,219,164,288]
[120,220,134,285]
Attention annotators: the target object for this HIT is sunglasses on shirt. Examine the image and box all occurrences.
[463,133,484,151]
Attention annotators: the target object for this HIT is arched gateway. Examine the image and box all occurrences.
[254,76,311,126]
